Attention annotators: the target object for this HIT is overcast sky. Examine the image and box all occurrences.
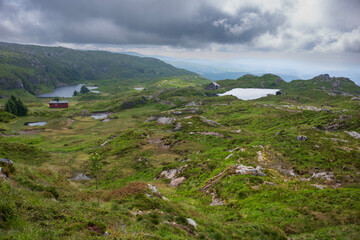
[1,0,360,80]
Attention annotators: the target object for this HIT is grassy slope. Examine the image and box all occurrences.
[0,42,196,95]
[0,76,360,239]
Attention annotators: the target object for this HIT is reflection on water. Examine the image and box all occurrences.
[37,84,101,97]
[218,88,279,100]
[37,84,84,98]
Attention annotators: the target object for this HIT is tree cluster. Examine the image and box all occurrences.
[80,86,90,94]
[5,96,28,116]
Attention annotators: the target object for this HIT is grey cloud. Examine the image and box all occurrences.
[0,0,286,47]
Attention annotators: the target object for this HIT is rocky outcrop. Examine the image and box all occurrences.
[344,131,360,139]
[145,116,175,124]
[311,172,334,181]
[160,169,178,180]
[190,132,224,137]
[235,165,265,176]
[200,116,221,126]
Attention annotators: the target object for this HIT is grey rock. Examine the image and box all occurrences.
[351,97,360,101]
[210,193,224,206]
[235,165,265,176]
[186,218,197,229]
[0,158,14,165]
[160,169,178,180]
[169,177,186,187]
[205,82,220,90]
[148,184,160,194]
[311,184,325,189]
[311,172,334,181]
[72,173,91,181]
[157,117,175,124]
[296,136,308,141]
[200,116,221,126]
[173,122,182,132]
[344,130,360,139]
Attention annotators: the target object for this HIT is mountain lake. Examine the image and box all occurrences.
[37,84,100,98]
[218,88,279,100]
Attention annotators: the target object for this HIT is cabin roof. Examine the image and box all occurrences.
[49,101,68,104]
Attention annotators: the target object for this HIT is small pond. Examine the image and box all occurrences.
[218,88,279,100]
[91,113,109,120]
[25,122,47,127]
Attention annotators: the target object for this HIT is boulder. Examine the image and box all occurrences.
[351,97,360,101]
[0,158,14,165]
[186,218,197,229]
[169,177,186,187]
[296,136,308,141]
[160,169,178,180]
[72,173,91,181]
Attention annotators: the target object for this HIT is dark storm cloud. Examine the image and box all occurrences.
[0,0,359,54]
[0,0,286,47]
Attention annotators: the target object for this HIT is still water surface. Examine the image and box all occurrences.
[218,88,279,100]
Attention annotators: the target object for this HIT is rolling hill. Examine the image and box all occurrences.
[0,42,196,95]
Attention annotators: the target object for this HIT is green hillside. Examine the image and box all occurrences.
[0,42,196,95]
[1,72,360,239]
[216,73,360,95]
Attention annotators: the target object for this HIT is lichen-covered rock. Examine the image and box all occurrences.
[235,165,265,176]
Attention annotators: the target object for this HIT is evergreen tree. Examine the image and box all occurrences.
[80,86,90,94]
[5,95,28,116]
[73,90,78,96]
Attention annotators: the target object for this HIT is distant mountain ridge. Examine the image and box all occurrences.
[216,73,360,95]
[0,42,196,95]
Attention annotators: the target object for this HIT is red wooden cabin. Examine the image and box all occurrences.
[49,100,68,108]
